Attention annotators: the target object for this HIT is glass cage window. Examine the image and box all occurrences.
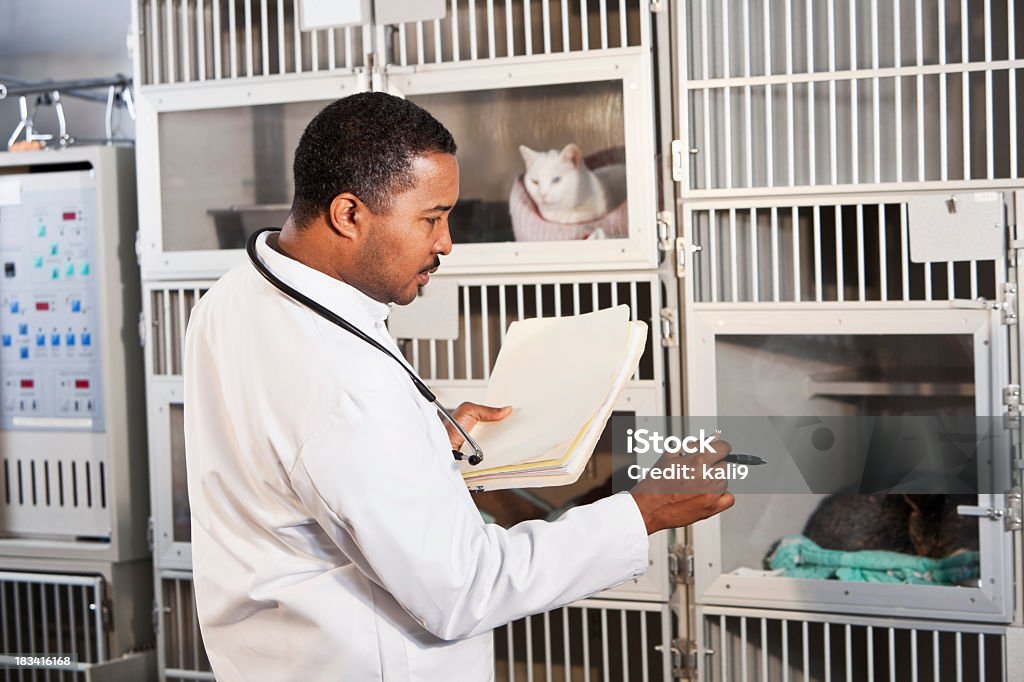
[158,99,334,252]
[410,80,628,245]
[713,334,981,587]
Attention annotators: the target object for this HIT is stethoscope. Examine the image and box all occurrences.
[245,228,484,466]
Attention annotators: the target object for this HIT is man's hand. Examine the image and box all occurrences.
[443,402,513,450]
[629,438,736,535]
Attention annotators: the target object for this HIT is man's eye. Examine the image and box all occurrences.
[426,217,440,225]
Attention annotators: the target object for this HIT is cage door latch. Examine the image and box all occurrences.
[658,638,698,680]
[957,489,1022,532]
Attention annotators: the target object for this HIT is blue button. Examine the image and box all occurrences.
[81,332,91,346]
[35,334,45,347]
[50,268,59,280]
[70,300,81,313]
[66,333,75,346]
[19,347,28,359]
[9,301,17,314]
[1,335,10,347]
[18,324,28,335]
[49,244,58,256]
[51,334,60,346]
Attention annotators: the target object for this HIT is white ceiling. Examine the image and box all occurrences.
[0,0,131,59]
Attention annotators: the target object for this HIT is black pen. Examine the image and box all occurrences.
[723,453,767,465]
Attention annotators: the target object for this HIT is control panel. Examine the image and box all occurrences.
[0,170,104,431]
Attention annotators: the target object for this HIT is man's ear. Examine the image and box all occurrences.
[328,193,363,240]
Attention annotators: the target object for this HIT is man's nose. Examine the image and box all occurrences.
[435,221,453,256]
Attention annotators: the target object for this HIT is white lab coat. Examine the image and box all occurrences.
[183,232,650,681]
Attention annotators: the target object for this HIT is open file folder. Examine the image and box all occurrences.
[458,305,647,491]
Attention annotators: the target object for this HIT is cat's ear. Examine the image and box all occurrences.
[519,145,540,165]
[560,143,583,168]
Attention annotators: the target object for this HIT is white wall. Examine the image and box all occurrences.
[0,0,134,146]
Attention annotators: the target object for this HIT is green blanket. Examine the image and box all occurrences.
[767,535,980,585]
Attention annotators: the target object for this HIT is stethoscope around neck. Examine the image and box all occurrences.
[245,227,484,466]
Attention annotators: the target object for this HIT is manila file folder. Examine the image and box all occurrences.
[458,305,647,491]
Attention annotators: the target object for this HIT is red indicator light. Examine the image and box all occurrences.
[75,379,90,389]
[35,302,49,311]
[20,379,34,389]
[62,211,77,221]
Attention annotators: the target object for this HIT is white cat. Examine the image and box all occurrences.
[518,143,626,230]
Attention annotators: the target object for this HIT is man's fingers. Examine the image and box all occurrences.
[457,402,513,423]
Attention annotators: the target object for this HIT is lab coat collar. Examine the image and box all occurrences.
[254,230,393,327]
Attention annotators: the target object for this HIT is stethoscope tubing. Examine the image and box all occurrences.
[245,228,484,466]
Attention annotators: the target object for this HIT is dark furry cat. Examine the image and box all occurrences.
[801,494,979,559]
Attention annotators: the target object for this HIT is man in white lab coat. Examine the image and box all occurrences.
[183,92,734,681]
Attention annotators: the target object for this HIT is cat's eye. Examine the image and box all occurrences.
[552,176,561,183]
[530,178,539,185]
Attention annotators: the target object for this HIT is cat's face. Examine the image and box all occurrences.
[519,144,584,211]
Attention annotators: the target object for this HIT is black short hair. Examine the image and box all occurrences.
[290,92,457,226]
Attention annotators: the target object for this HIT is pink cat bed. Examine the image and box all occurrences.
[509,147,628,241]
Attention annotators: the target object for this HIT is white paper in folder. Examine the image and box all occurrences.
[458,305,647,490]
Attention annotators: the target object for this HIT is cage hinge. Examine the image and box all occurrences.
[1004,385,1021,409]
[957,488,1022,532]
[657,211,674,251]
[660,307,679,347]
[152,599,161,635]
[670,139,685,182]
[668,544,694,585]
[675,237,700,278]
[668,638,698,679]
[96,598,113,632]
[1002,282,1018,325]
[146,515,155,552]
[650,0,667,12]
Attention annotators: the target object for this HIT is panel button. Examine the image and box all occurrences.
[80,262,90,276]
[3,262,14,278]
[70,299,81,313]
[66,333,75,346]
[50,333,60,346]
[35,334,45,347]
[18,323,27,335]
[19,347,28,359]
[1,335,10,347]
[8,301,18,314]
[81,332,91,346]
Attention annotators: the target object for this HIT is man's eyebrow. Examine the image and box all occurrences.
[424,204,453,213]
